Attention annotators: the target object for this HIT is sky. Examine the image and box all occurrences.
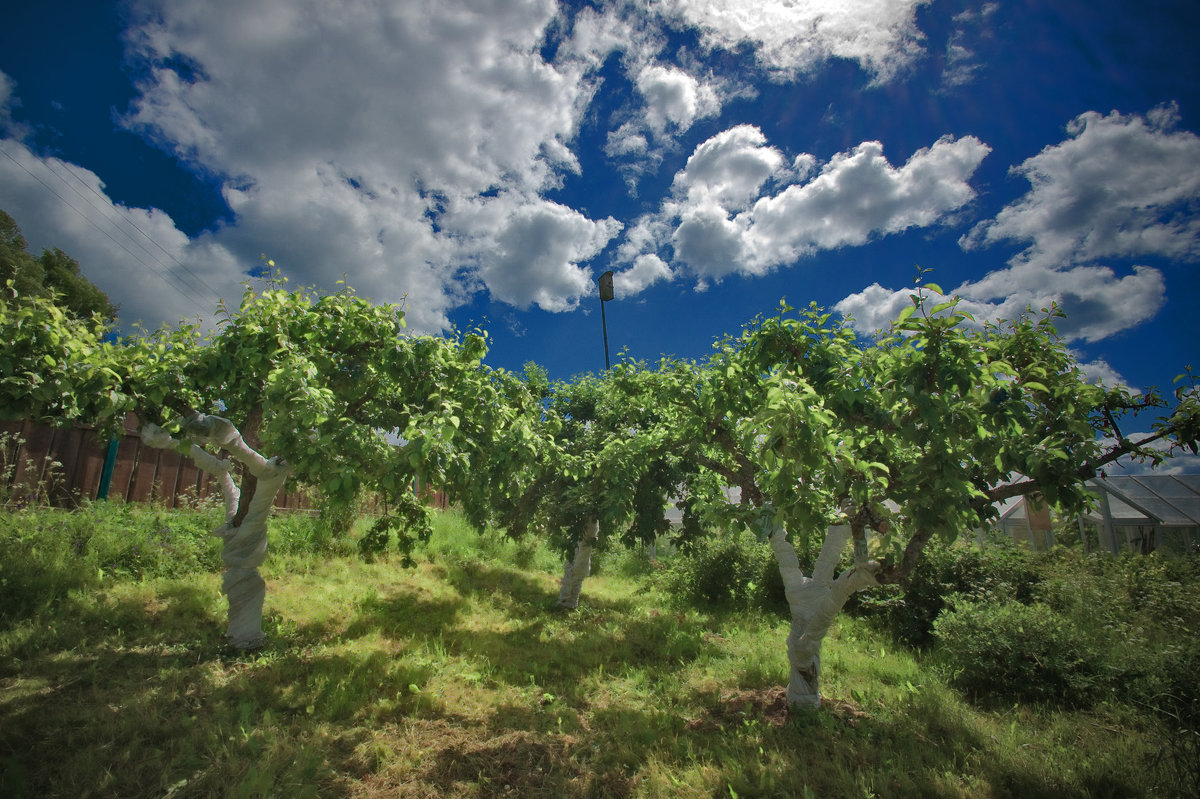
[1,0,1198,472]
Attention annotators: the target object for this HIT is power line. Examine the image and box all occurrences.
[43,156,222,301]
[0,143,219,309]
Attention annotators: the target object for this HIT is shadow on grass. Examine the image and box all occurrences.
[423,729,594,799]
[0,597,458,798]
[0,558,1162,799]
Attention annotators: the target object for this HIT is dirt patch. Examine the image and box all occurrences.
[426,729,582,798]
[687,685,790,730]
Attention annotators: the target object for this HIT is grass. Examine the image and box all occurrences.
[0,503,1181,798]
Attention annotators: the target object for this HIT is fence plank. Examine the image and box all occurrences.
[48,426,87,506]
[154,448,182,504]
[107,433,141,502]
[128,444,161,503]
[12,421,57,503]
[73,428,108,503]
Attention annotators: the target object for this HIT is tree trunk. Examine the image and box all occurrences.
[556,516,599,609]
[766,520,878,709]
[142,415,290,649]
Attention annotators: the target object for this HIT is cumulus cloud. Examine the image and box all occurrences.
[833,282,1149,388]
[741,135,990,266]
[636,64,722,135]
[617,126,990,285]
[673,124,787,209]
[605,58,729,191]
[616,253,674,295]
[603,0,932,189]
[838,106,1200,360]
[654,0,931,82]
[108,0,617,328]
[446,194,622,312]
[4,1,960,332]
[962,105,1200,268]
[838,261,1165,346]
[0,137,245,328]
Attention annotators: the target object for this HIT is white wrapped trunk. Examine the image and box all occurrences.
[767,521,878,709]
[142,416,290,649]
[556,516,599,609]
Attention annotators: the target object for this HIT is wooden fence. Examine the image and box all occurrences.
[1,417,317,510]
[1,416,449,512]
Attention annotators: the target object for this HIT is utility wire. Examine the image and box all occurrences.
[43,155,221,301]
[0,143,218,309]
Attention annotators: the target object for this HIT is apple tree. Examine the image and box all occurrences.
[655,288,1199,709]
[2,280,501,647]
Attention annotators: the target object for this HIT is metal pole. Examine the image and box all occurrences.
[598,270,614,370]
[97,437,119,500]
[600,295,610,370]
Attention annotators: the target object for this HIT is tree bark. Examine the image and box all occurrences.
[142,415,290,648]
[556,515,599,609]
[766,520,879,709]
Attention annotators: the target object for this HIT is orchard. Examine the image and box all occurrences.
[3,272,1198,708]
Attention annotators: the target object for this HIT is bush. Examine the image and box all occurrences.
[1040,550,1200,644]
[1138,639,1200,798]
[852,538,1042,648]
[933,598,1106,707]
[659,529,784,613]
[0,501,224,620]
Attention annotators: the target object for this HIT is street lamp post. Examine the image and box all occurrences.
[598,270,614,370]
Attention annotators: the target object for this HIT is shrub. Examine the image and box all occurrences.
[1139,639,1200,798]
[0,501,224,620]
[852,538,1042,648]
[420,509,560,573]
[659,528,783,612]
[933,598,1106,707]
[1040,550,1200,643]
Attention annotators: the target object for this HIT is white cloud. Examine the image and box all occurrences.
[836,260,1165,346]
[447,194,622,312]
[605,122,650,158]
[673,124,787,209]
[3,2,959,330]
[1073,355,1127,388]
[833,282,1144,388]
[0,138,245,329]
[940,2,997,89]
[632,128,989,283]
[635,63,722,135]
[954,262,1165,343]
[616,253,674,295]
[839,106,1199,350]
[654,0,931,81]
[962,105,1200,268]
[957,106,1200,341]
[742,135,989,265]
[833,282,916,332]
[110,0,617,329]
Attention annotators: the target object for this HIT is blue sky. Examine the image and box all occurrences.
[2,1,1198,469]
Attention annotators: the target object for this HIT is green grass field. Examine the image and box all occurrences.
[0,503,1190,798]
